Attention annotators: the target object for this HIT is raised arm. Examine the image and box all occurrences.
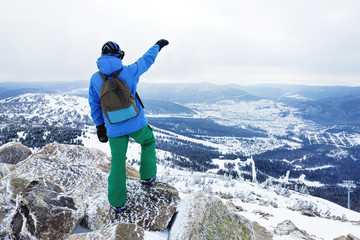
[129,39,169,78]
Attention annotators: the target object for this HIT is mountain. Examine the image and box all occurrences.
[232,84,360,102]
[143,99,196,115]
[294,94,360,124]
[0,83,359,213]
[139,82,260,103]
[0,81,89,100]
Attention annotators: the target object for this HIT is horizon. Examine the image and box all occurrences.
[1,79,360,88]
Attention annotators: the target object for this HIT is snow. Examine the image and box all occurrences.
[144,230,169,240]
[187,99,314,137]
[77,130,360,239]
[3,93,360,239]
[238,201,360,239]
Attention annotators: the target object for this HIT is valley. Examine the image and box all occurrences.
[0,83,359,213]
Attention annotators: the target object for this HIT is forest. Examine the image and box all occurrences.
[0,124,83,149]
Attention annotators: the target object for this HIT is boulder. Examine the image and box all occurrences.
[0,143,139,238]
[0,142,32,164]
[252,221,273,240]
[37,143,139,178]
[225,200,244,212]
[0,163,17,178]
[0,177,31,238]
[10,179,84,240]
[0,143,178,238]
[334,234,360,240]
[168,192,256,240]
[274,220,315,240]
[85,180,180,231]
[301,210,320,217]
[67,223,144,240]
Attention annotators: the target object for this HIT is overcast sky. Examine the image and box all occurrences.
[1,0,360,86]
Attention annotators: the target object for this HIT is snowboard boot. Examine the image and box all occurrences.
[141,176,156,185]
[110,205,126,212]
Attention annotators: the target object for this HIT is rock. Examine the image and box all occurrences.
[225,200,244,212]
[274,220,316,240]
[0,163,17,178]
[168,192,256,240]
[252,209,273,220]
[219,192,233,199]
[334,234,360,240]
[348,235,360,240]
[87,180,180,231]
[67,223,144,240]
[0,143,176,238]
[253,221,273,240]
[10,179,84,240]
[0,177,31,238]
[0,144,111,238]
[301,210,319,217]
[0,142,32,164]
[37,143,139,178]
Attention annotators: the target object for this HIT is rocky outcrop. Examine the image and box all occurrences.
[82,180,179,231]
[168,192,256,240]
[301,210,320,217]
[274,220,316,240]
[0,163,16,178]
[0,142,32,164]
[334,234,360,240]
[37,143,139,178]
[0,142,179,239]
[10,179,84,240]
[252,221,273,240]
[67,223,144,240]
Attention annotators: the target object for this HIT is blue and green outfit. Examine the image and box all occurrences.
[88,44,160,207]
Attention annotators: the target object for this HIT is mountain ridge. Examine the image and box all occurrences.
[0,91,359,213]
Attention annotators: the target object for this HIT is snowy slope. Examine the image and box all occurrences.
[81,135,360,239]
[0,93,92,127]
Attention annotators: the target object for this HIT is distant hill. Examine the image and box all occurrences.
[295,94,360,124]
[138,82,260,104]
[232,84,360,102]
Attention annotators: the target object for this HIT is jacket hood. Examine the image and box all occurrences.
[96,55,124,75]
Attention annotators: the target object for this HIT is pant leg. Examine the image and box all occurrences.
[108,136,129,207]
[129,125,157,180]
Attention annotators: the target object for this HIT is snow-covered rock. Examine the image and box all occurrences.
[334,234,360,240]
[10,178,84,239]
[169,192,256,240]
[274,220,316,239]
[0,142,32,164]
[84,180,179,232]
[0,143,178,239]
[0,163,16,178]
[67,223,144,240]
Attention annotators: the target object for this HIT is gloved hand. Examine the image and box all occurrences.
[155,39,169,51]
[96,124,108,143]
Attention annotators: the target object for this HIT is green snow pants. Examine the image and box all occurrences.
[108,125,157,207]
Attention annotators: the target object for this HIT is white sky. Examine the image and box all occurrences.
[0,0,360,86]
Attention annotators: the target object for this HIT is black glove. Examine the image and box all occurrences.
[155,39,169,51]
[96,124,108,143]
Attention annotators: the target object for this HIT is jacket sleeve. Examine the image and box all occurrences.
[88,77,104,126]
[128,44,160,78]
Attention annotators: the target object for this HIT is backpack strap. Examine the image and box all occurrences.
[98,68,123,81]
[136,92,145,109]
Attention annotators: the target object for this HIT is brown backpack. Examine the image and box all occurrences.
[98,69,139,124]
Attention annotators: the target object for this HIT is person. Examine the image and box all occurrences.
[88,39,169,211]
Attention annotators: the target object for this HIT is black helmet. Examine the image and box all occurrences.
[101,41,125,59]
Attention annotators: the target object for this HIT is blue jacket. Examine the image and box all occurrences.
[89,44,160,137]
